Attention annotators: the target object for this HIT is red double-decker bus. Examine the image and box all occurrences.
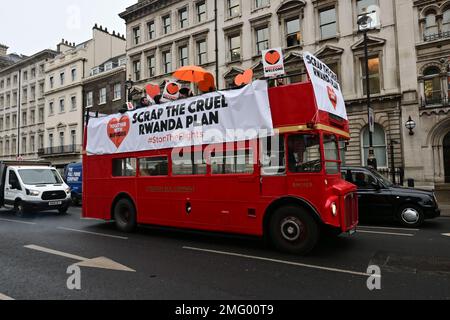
[82,80,358,255]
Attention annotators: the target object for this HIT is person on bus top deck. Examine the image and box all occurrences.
[137,96,151,109]
[179,87,194,99]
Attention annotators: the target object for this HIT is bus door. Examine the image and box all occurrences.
[202,143,260,230]
[260,135,288,197]
[285,133,327,204]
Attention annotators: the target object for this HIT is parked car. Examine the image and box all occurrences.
[341,166,440,227]
[64,162,82,206]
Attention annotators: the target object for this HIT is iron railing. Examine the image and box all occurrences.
[38,144,82,157]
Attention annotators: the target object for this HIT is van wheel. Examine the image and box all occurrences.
[59,207,68,215]
[397,204,424,228]
[14,201,27,218]
[113,198,137,233]
[269,206,319,255]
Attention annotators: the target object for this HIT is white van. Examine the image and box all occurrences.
[0,161,71,217]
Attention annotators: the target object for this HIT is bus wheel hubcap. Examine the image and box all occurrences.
[281,218,303,242]
[402,208,419,224]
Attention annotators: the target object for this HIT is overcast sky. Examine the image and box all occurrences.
[0,0,136,56]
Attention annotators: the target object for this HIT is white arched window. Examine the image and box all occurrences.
[444,9,450,33]
[361,124,387,168]
[424,11,438,38]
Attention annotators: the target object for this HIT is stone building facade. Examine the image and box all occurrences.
[0,49,57,161]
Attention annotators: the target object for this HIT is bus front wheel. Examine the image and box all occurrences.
[269,206,319,255]
[113,198,137,233]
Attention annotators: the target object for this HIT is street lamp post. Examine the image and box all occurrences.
[358,12,377,170]
[125,76,134,103]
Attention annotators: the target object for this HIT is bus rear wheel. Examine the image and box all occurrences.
[269,206,319,255]
[113,198,137,233]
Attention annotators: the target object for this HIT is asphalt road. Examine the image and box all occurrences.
[0,206,449,300]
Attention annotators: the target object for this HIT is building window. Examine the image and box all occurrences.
[362,124,387,168]
[197,39,207,65]
[147,21,155,40]
[423,66,442,105]
[30,136,35,153]
[163,15,171,34]
[12,138,16,155]
[361,56,381,95]
[39,83,44,98]
[0,117,3,131]
[5,116,10,129]
[162,51,172,74]
[71,130,76,148]
[319,7,337,39]
[30,109,35,124]
[12,114,17,128]
[22,111,27,126]
[23,71,28,81]
[38,134,44,149]
[23,88,28,102]
[86,92,93,108]
[286,18,301,47]
[49,134,54,149]
[357,0,377,15]
[21,137,26,154]
[99,88,106,104]
[255,0,269,9]
[147,55,156,77]
[71,68,77,82]
[38,107,44,123]
[133,60,141,81]
[49,102,54,115]
[13,75,17,85]
[255,26,269,54]
[114,83,122,100]
[228,0,240,17]
[444,9,450,33]
[196,1,206,22]
[30,85,35,101]
[60,72,65,86]
[71,96,76,110]
[229,34,241,62]
[31,68,36,79]
[133,26,141,45]
[59,132,65,148]
[424,12,438,38]
[5,140,9,155]
[59,99,65,112]
[179,7,188,29]
[0,141,3,156]
[179,46,189,67]
[49,76,54,89]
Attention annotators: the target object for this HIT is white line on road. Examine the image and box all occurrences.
[57,227,128,240]
[442,233,450,237]
[0,218,36,225]
[359,225,420,232]
[183,246,376,278]
[0,293,14,300]
[24,245,87,261]
[357,230,414,237]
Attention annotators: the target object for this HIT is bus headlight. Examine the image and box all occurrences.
[331,202,338,217]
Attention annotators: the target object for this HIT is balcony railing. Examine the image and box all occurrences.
[420,96,449,108]
[38,144,82,157]
[424,31,450,42]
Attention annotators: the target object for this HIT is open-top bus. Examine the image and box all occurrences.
[83,55,358,255]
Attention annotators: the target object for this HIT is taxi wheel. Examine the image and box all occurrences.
[269,206,319,255]
[397,204,424,228]
[114,198,137,233]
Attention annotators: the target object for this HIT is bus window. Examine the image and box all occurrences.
[260,135,286,176]
[139,157,168,177]
[287,134,322,173]
[211,149,254,175]
[112,158,137,177]
[323,134,340,174]
[172,152,207,176]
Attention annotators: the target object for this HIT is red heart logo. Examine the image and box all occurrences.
[265,50,281,65]
[234,69,253,86]
[146,84,160,99]
[327,86,337,109]
[167,83,180,95]
[107,116,130,148]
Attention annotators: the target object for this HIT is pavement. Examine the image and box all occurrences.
[0,206,449,300]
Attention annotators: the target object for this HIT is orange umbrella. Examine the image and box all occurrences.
[173,66,209,83]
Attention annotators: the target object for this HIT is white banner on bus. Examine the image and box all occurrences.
[303,52,348,120]
[87,81,274,155]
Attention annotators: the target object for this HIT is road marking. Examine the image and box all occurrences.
[24,245,135,272]
[443,233,450,237]
[0,293,14,300]
[183,246,377,278]
[359,225,419,232]
[357,230,414,237]
[57,227,128,240]
[0,218,36,225]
